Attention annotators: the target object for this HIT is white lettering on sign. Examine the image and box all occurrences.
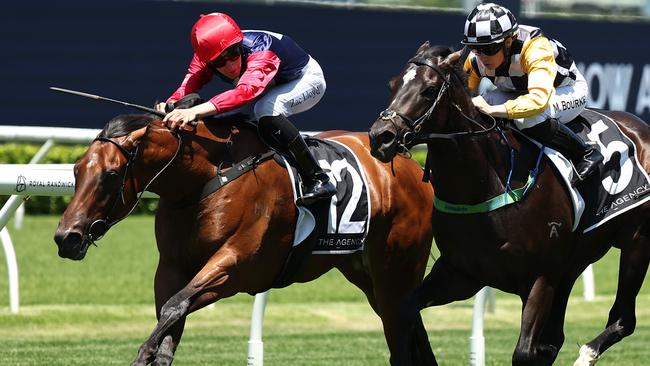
[578,62,633,111]
[635,65,650,116]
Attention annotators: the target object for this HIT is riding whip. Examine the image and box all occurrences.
[50,87,166,117]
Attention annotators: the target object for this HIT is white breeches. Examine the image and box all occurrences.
[253,56,326,120]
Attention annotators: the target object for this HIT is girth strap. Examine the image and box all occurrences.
[199,151,277,201]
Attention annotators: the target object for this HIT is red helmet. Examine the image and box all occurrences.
[191,13,243,63]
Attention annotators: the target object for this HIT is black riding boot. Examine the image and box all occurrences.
[523,118,604,184]
[259,115,336,205]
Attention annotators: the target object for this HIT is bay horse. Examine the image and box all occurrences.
[53,113,436,365]
[369,42,650,365]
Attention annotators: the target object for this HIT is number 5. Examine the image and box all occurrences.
[586,119,633,195]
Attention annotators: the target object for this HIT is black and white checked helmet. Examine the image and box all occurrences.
[462,3,518,45]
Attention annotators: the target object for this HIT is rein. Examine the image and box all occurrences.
[87,126,182,243]
[88,118,278,240]
[379,56,498,149]
[380,51,543,213]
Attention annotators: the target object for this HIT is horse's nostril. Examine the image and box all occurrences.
[55,231,83,253]
[54,231,64,246]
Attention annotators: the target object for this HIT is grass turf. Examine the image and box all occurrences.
[1,216,650,365]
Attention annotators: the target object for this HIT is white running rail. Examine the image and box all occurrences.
[0,125,595,366]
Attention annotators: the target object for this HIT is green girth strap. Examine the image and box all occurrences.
[434,173,536,214]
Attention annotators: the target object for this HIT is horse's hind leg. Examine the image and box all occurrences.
[574,222,650,366]
[337,260,435,366]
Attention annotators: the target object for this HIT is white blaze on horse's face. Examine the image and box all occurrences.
[85,153,99,169]
[402,68,417,88]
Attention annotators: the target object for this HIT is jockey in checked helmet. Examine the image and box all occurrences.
[460,3,603,184]
[157,13,335,205]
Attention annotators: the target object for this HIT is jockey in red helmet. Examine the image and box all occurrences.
[157,13,335,205]
[190,13,243,66]
[457,3,603,184]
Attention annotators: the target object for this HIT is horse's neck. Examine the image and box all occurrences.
[427,112,511,203]
[152,122,268,200]
[200,121,269,166]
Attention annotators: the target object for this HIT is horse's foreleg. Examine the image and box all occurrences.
[131,252,239,366]
[409,312,435,366]
[393,258,481,366]
[337,260,436,366]
[149,261,191,366]
[538,275,579,365]
[131,290,193,366]
[513,276,557,366]
[574,225,650,366]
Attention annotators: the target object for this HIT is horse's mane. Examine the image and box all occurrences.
[98,114,157,139]
[97,112,257,139]
[419,44,469,89]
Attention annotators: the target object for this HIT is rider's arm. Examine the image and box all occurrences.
[503,37,557,119]
[208,51,281,113]
[167,54,214,103]
[463,55,481,95]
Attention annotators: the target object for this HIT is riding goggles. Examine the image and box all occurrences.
[208,44,242,68]
[469,42,503,56]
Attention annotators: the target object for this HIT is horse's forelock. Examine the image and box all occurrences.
[98,114,158,139]
[417,44,468,89]
[419,45,453,59]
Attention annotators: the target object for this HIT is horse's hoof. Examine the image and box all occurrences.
[539,344,558,361]
[132,344,156,366]
[573,345,600,366]
[152,335,174,366]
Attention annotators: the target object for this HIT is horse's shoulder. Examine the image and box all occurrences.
[313,130,349,139]
[324,132,369,148]
[312,132,372,169]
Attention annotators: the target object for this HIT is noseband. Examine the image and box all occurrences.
[87,126,182,243]
[379,56,497,149]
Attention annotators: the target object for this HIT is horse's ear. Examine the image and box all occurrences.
[439,48,463,70]
[416,41,431,54]
[129,126,148,142]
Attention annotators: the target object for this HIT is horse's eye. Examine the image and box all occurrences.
[100,170,120,191]
[422,86,438,99]
[104,170,119,178]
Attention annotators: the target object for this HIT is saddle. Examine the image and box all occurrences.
[525,109,650,233]
[166,95,370,288]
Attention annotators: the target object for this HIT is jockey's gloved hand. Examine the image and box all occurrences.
[154,101,175,113]
[154,93,204,114]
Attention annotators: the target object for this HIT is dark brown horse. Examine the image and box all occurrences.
[53,113,435,365]
[369,42,650,366]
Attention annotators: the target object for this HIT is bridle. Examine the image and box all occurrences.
[87,125,182,243]
[378,55,498,149]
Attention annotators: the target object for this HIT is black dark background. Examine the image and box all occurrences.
[1,1,647,130]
